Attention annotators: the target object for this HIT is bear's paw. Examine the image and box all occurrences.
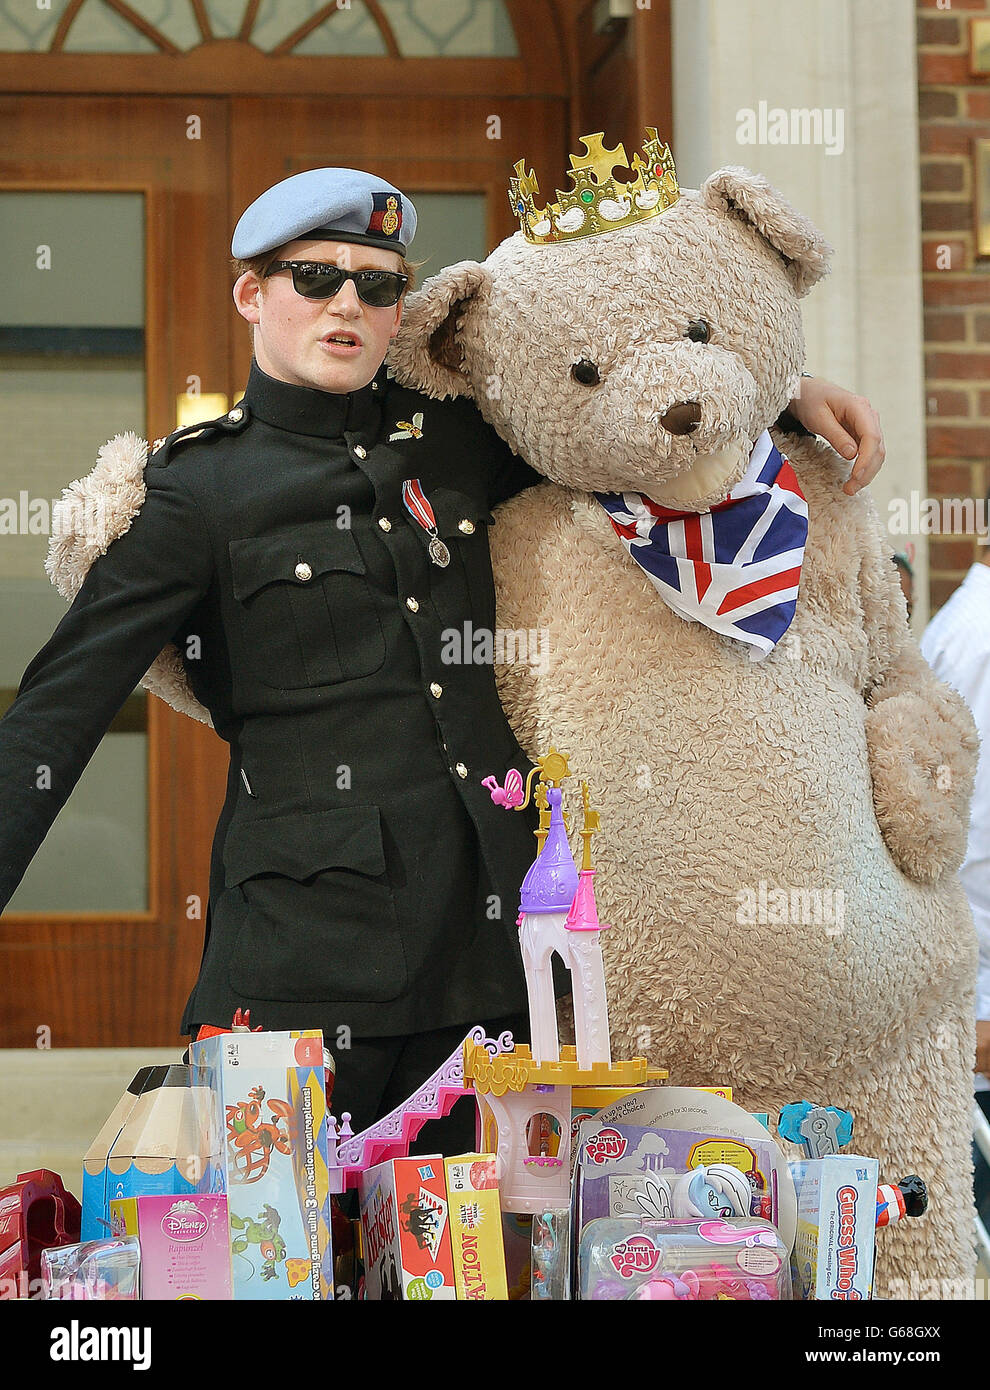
[865,690,977,883]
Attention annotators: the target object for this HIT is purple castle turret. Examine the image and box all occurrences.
[519,786,579,915]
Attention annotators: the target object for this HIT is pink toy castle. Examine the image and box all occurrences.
[325,746,665,1212]
[468,749,665,1213]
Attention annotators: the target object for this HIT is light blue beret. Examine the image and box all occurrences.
[231,167,417,259]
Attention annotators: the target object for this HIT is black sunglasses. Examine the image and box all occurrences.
[264,260,408,307]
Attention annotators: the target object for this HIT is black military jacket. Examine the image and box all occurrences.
[0,361,549,1037]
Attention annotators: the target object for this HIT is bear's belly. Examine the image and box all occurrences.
[491,502,974,1074]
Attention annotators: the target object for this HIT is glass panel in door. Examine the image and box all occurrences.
[0,190,148,912]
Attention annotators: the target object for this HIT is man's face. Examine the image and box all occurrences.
[233,237,405,394]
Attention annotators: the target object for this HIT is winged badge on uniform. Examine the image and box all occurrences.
[389,412,425,441]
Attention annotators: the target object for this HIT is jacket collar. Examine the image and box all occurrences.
[242,359,384,440]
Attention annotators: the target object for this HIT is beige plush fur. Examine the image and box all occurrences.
[49,169,981,1297]
[389,170,982,1298]
[46,432,213,728]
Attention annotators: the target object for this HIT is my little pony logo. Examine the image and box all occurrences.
[585,1127,627,1165]
[610,1235,661,1279]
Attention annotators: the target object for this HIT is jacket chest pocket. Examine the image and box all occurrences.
[229,521,386,689]
[423,486,496,631]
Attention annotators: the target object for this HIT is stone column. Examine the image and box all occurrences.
[670,0,928,620]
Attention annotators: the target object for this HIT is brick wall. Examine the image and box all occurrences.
[919,0,990,609]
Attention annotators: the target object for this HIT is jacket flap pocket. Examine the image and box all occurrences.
[229,521,365,601]
[223,805,386,887]
[426,486,495,538]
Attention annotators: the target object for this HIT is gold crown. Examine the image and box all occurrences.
[508,129,679,246]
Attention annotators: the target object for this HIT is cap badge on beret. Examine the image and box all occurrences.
[369,192,402,243]
[230,167,417,259]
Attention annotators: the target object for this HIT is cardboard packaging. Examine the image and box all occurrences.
[41,1237,141,1300]
[531,1207,570,1301]
[443,1155,507,1300]
[81,1066,216,1242]
[358,1155,456,1300]
[575,1120,779,1232]
[579,1215,791,1300]
[570,1088,644,1157]
[501,1212,534,1300]
[110,1195,233,1300]
[790,1154,879,1301]
[188,1030,334,1301]
[0,1169,81,1300]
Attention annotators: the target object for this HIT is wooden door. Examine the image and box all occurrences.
[0,95,231,1047]
[0,29,568,1050]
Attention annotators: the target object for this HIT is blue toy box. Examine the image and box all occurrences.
[188,1030,334,1301]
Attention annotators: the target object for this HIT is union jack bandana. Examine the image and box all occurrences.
[595,431,808,660]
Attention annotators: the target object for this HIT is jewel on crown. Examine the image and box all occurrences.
[508,127,679,246]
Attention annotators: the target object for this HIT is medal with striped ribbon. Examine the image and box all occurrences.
[401,478,450,567]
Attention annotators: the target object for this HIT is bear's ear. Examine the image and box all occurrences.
[701,166,832,297]
[387,259,491,400]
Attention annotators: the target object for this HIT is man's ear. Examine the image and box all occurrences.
[233,270,263,324]
[387,260,491,400]
[701,166,832,297]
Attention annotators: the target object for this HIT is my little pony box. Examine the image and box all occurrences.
[188,1030,334,1301]
[576,1121,778,1229]
[579,1216,791,1300]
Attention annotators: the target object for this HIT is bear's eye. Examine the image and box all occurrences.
[686,319,711,344]
[570,358,600,386]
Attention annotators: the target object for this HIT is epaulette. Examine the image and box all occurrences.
[148,401,252,466]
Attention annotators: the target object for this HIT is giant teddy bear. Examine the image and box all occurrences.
[385,159,982,1298]
[47,157,980,1299]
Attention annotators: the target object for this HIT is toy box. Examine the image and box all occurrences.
[0,1169,81,1300]
[358,1155,456,1300]
[579,1216,791,1300]
[81,1065,216,1242]
[443,1154,507,1300]
[502,1212,534,1299]
[576,1120,779,1229]
[789,1154,879,1301]
[110,1195,232,1300]
[531,1207,570,1300]
[570,1088,643,1170]
[41,1237,141,1300]
[187,1030,334,1301]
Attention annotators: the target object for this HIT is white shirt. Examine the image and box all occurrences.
[921,562,990,1084]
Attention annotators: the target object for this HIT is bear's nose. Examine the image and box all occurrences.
[660,401,702,435]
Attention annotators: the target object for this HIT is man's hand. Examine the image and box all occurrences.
[788,377,885,496]
[976,1019,990,1078]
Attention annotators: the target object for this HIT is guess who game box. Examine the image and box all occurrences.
[188,1030,334,1301]
[359,1155,456,1300]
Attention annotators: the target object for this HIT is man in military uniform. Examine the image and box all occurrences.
[0,168,885,1139]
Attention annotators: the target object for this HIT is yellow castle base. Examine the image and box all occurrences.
[463,1040,667,1098]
